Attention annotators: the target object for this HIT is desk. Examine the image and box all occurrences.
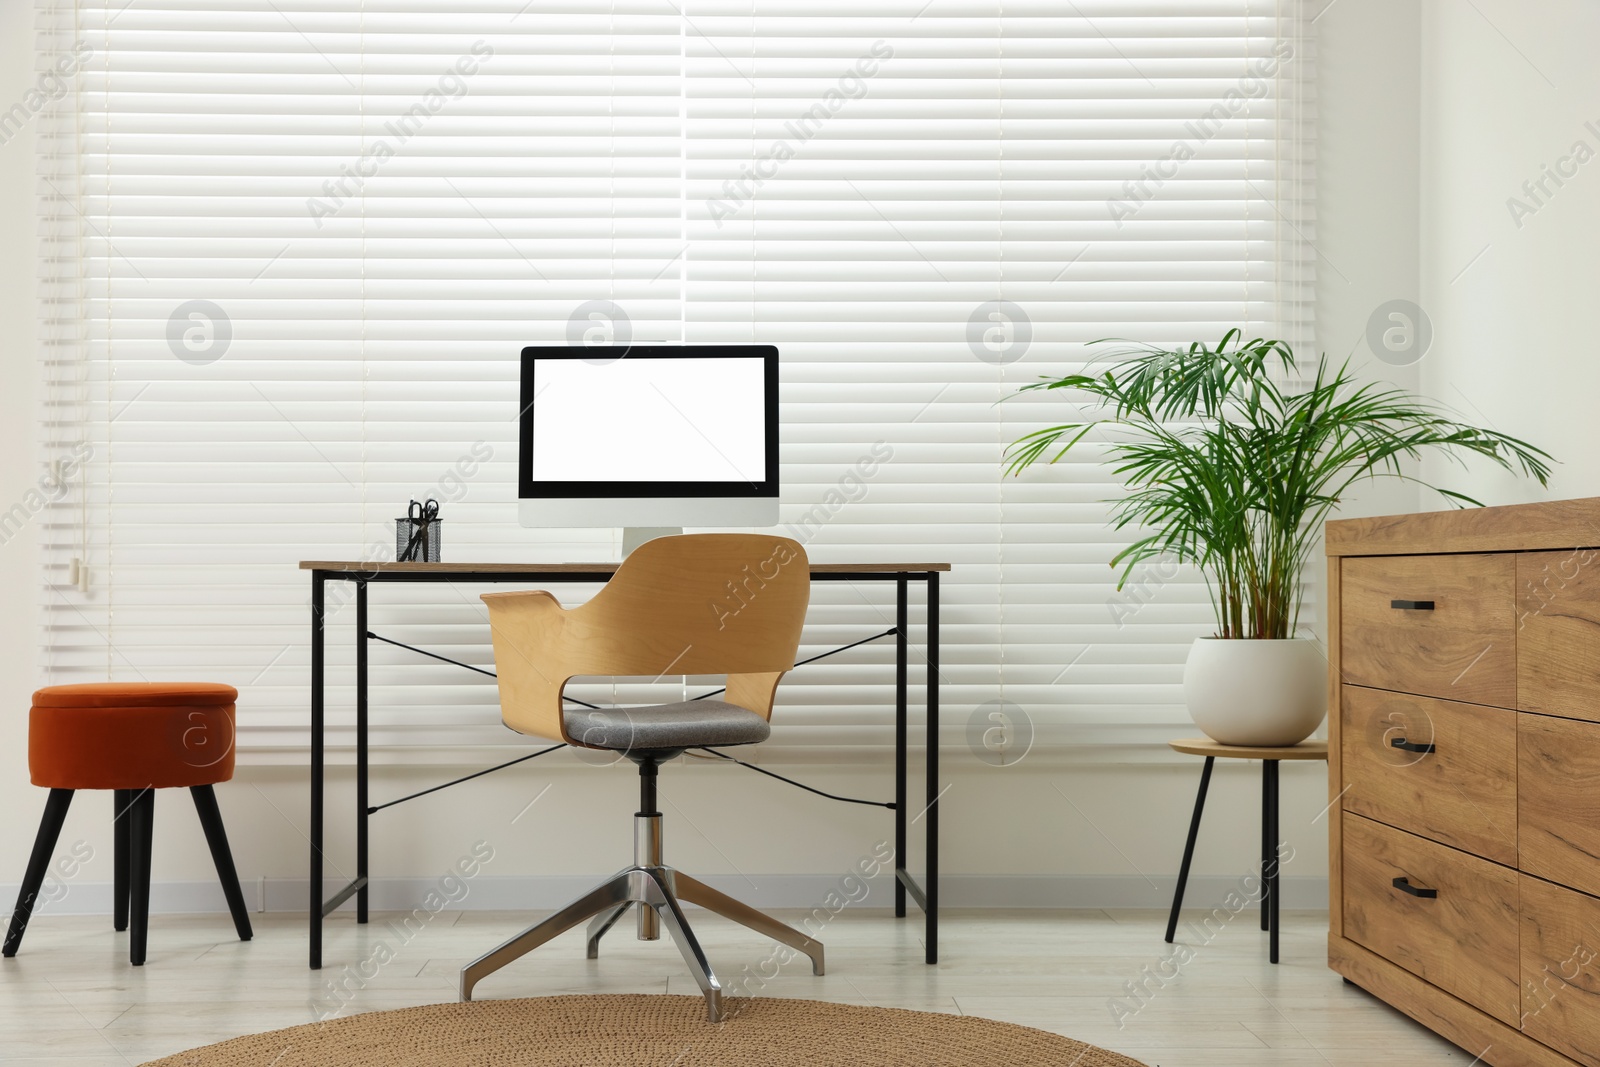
[300,559,948,971]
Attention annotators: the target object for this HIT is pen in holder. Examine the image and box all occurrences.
[396,499,442,562]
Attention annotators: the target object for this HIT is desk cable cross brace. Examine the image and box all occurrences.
[364,626,901,814]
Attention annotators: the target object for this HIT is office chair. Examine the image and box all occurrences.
[461,533,824,1021]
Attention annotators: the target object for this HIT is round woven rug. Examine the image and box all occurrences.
[139,994,1148,1066]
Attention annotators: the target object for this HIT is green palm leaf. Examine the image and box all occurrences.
[1005,335,1552,639]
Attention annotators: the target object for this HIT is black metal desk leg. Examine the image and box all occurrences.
[356,580,369,925]
[1165,755,1213,943]
[310,573,325,970]
[1265,759,1280,964]
[1260,763,1270,932]
[894,577,908,919]
[925,571,939,965]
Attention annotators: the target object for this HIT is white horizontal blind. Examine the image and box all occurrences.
[36,0,1313,762]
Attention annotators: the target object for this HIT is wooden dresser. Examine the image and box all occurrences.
[1327,498,1600,1067]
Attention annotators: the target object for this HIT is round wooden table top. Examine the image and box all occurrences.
[1168,737,1329,761]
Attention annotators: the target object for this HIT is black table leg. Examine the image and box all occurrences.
[925,571,939,965]
[1265,759,1280,964]
[894,576,907,920]
[3,788,74,957]
[113,789,132,932]
[357,580,369,925]
[1165,756,1213,943]
[310,572,325,969]
[128,787,155,966]
[1261,764,1271,932]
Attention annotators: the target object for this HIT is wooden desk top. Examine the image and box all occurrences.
[1168,738,1329,761]
[299,560,951,574]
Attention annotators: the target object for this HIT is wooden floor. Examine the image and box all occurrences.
[0,906,1473,1066]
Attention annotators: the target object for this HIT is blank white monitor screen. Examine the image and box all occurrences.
[529,356,766,484]
[518,345,777,537]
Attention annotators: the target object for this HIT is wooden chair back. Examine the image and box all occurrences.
[481,534,809,744]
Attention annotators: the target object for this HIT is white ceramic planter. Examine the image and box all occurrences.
[1182,637,1327,747]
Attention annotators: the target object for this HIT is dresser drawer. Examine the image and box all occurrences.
[1520,712,1600,900]
[1519,549,1600,723]
[1520,874,1600,1063]
[1341,687,1517,864]
[1342,813,1520,1025]
[1340,554,1516,707]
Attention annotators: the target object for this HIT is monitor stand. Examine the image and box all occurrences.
[622,526,682,556]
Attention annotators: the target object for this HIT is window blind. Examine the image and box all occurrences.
[35,0,1314,763]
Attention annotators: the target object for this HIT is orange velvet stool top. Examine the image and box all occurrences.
[29,682,238,790]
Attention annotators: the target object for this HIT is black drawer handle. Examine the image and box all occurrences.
[1392,876,1438,899]
[1390,738,1435,754]
[1390,600,1435,611]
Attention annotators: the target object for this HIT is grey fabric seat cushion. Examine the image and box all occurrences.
[563,700,771,751]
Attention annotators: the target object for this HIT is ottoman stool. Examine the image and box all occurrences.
[4,682,253,965]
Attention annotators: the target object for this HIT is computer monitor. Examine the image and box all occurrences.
[518,344,779,552]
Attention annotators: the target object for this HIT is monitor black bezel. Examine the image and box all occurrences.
[518,344,780,500]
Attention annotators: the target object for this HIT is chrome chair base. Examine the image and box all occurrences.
[459,862,824,1023]
[461,757,824,1023]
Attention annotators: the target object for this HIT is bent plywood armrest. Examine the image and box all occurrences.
[482,589,571,743]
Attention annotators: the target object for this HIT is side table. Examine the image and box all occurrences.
[1163,737,1329,963]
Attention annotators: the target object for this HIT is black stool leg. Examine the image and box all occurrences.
[190,786,252,942]
[1265,759,1281,964]
[114,790,133,932]
[1260,766,1270,932]
[3,789,75,957]
[128,788,155,966]
[1165,756,1213,943]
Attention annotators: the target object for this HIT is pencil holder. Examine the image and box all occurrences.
[396,499,442,562]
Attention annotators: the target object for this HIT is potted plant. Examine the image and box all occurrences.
[1004,331,1552,746]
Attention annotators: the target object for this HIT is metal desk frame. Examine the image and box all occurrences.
[300,560,947,971]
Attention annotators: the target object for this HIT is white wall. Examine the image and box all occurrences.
[0,0,48,897]
[0,2,1443,932]
[1418,0,1600,503]
[1316,0,1422,397]
[1309,0,1428,539]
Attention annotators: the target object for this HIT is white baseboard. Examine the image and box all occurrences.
[7,873,1329,917]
